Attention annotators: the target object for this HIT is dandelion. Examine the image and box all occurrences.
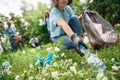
[54,47,60,52]
[70,66,77,74]
[112,65,119,71]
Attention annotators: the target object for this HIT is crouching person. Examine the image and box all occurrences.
[29,35,39,48]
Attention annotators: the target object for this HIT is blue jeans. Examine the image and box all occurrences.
[52,16,83,49]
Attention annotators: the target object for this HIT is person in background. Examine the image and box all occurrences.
[29,35,39,48]
[44,11,53,42]
[4,21,22,52]
[44,11,50,34]
[49,0,87,57]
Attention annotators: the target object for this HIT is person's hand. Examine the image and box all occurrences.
[71,33,87,57]
[79,14,82,20]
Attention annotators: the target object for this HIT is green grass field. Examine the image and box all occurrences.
[0,27,120,80]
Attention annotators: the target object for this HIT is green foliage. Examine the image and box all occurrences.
[87,0,120,26]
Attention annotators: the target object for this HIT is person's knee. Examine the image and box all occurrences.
[70,15,79,22]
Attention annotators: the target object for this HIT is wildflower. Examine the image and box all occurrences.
[53,62,58,67]
[102,76,108,80]
[46,47,52,52]
[22,50,26,54]
[96,72,104,80]
[68,59,72,63]
[2,61,10,68]
[15,75,21,80]
[28,76,34,80]
[51,71,58,79]
[73,62,77,67]
[70,66,77,74]
[111,58,115,61]
[7,71,12,75]
[4,69,9,74]
[112,65,119,71]
[61,52,65,56]
[30,49,36,53]
[54,47,60,52]
[29,63,34,69]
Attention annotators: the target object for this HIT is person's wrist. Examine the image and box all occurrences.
[71,33,77,41]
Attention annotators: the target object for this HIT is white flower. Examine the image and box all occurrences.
[28,76,34,80]
[29,63,34,69]
[70,66,77,74]
[111,58,115,61]
[102,76,108,80]
[30,49,36,53]
[54,47,60,52]
[53,62,58,67]
[7,71,12,75]
[46,47,52,52]
[112,65,119,71]
[35,60,40,66]
[15,75,21,80]
[2,61,10,68]
[96,72,104,80]
[51,71,58,79]
[4,69,9,74]
[61,53,65,56]
[22,50,26,54]
[68,59,72,63]
[81,61,84,64]
[73,63,77,67]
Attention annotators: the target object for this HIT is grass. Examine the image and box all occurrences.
[0,27,120,80]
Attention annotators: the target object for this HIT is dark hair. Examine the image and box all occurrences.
[51,0,73,7]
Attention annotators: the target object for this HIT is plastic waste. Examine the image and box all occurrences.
[34,53,54,67]
[80,44,106,72]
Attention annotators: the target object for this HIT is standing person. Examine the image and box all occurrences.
[29,35,39,48]
[44,11,52,42]
[49,0,87,56]
[44,11,50,34]
[4,21,22,52]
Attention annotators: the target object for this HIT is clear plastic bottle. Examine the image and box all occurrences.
[79,45,106,72]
